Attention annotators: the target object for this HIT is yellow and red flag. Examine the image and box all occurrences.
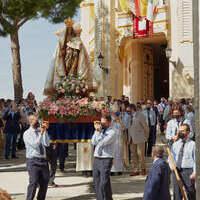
[134,0,159,21]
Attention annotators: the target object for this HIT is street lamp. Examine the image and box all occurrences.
[165,46,176,67]
[165,47,172,59]
[98,52,109,74]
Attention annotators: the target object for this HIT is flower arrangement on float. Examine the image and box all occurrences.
[38,97,105,120]
[39,75,105,122]
[55,75,89,98]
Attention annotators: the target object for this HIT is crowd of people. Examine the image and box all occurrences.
[0,92,37,159]
[0,94,196,200]
[103,95,196,200]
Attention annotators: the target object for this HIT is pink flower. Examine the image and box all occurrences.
[50,103,59,115]
[59,105,67,116]
[78,98,88,107]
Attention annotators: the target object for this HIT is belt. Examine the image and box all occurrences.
[177,168,193,172]
[27,157,47,162]
[94,157,113,160]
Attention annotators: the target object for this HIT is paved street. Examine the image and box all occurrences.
[0,134,168,200]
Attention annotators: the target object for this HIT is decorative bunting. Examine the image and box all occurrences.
[132,14,153,39]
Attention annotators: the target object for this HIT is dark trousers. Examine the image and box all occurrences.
[46,144,57,184]
[173,168,196,200]
[26,158,50,200]
[147,126,155,156]
[159,114,165,134]
[153,124,157,145]
[56,143,68,170]
[93,157,113,200]
[5,132,17,158]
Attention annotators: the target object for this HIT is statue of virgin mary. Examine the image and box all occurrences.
[44,18,98,96]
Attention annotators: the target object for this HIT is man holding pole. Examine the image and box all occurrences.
[170,124,196,200]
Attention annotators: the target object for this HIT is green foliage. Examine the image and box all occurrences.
[0,0,82,36]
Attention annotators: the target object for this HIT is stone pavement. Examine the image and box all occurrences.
[0,133,169,200]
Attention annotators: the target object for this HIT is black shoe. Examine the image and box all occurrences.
[111,172,115,176]
[5,156,9,160]
[117,172,122,176]
[48,182,58,188]
[60,169,65,173]
[12,156,19,159]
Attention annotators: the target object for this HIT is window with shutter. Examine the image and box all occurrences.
[178,0,193,43]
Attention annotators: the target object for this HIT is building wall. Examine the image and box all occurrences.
[80,1,95,64]
[80,0,194,100]
[169,0,194,99]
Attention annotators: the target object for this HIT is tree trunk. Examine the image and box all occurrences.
[10,31,23,102]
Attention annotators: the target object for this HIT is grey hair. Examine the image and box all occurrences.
[152,145,164,158]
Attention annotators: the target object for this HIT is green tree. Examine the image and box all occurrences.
[0,0,81,101]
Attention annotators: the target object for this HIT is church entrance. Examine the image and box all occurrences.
[121,33,169,103]
[153,43,169,100]
[140,40,169,101]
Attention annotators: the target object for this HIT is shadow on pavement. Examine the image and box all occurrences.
[111,176,145,195]
[55,182,92,188]
[55,170,85,178]
[0,150,26,169]
[122,198,142,200]
[61,194,95,200]
[0,166,27,172]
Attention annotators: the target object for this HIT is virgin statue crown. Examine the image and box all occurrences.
[64,18,74,28]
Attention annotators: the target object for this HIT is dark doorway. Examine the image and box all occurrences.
[152,43,169,100]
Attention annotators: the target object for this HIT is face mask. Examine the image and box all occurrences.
[101,123,107,130]
[174,115,181,120]
[179,132,185,140]
[127,111,131,115]
[162,101,165,103]
[33,121,40,129]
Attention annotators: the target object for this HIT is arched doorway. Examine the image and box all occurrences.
[121,33,169,102]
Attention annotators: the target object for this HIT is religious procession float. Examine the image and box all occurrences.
[38,18,104,143]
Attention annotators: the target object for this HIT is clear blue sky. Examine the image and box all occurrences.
[0,13,80,102]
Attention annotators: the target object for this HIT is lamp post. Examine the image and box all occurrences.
[165,47,176,67]
[98,52,109,74]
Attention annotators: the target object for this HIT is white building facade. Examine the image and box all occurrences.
[80,0,194,102]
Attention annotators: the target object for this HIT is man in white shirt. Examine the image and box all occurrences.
[23,114,50,200]
[92,115,117,200]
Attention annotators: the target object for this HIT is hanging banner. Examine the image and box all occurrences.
[133,14,153,39]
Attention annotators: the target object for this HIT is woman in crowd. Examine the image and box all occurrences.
[111,111,124,175]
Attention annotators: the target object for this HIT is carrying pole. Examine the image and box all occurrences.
[167,148,188,200]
